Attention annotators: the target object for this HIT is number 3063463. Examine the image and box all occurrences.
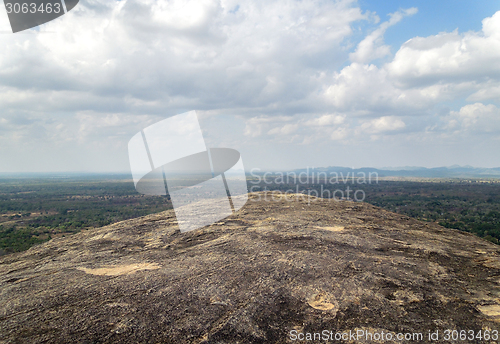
[5,2,61,14]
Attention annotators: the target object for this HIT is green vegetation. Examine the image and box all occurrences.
[2,174,500,255]
[0,226,46,253]
[250,178,500,245]
[0,176,170,255]
[362,181,500,244]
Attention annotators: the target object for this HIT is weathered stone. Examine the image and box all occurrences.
[1,192,499,343]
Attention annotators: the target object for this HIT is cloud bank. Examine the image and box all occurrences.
[0,1,499,171]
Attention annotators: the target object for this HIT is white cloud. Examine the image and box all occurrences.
[243,115,293,137]
[467,84,500,102]
[2,1,500,171]
[304,114,345,126]
[445,103,500,134]
[350,7,417,63]
[387,11,500,87]
[267,123,298,135]
[330,126,349,141]
[324,10,500,122]
[361,116,406,133]
[241,112,350,148]
[325,63,401,111]
[0,0,366,115]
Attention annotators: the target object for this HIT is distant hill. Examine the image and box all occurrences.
[285,165,500,178]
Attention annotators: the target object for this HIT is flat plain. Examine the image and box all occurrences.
[1,175,500,255]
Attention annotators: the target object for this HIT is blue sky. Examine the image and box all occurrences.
[363,0,499,45]
[0,0,500,172]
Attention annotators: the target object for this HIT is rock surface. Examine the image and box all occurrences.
[1,192,500,343]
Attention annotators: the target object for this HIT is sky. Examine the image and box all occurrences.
[0,0,500,173]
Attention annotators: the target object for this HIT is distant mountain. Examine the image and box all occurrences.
[284,165,500,178]
[377,166,428,171]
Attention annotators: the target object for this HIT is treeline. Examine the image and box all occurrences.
[2,177,500,255]
[0,178,171,254]
[250,179,500,244]
[0,226,46,255]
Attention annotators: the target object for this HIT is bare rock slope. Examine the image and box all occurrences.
[1,193,500,343]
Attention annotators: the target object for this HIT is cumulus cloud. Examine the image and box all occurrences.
[242,112,350,148]
[243,116,294,137]
[2,1,500,171]
[387,11,500,87]
[361,116,406,133]
[349,7,417,63]
[304,114,345,126]
[445,103,500,134]
[0,0,366,116]
[325,10,500,119]
[267,123,299,135]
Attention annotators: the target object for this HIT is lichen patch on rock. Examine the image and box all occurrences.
[307,292,337,312]
[478,304,500,321]
[315,225,344,232]
[77,262,160,276]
